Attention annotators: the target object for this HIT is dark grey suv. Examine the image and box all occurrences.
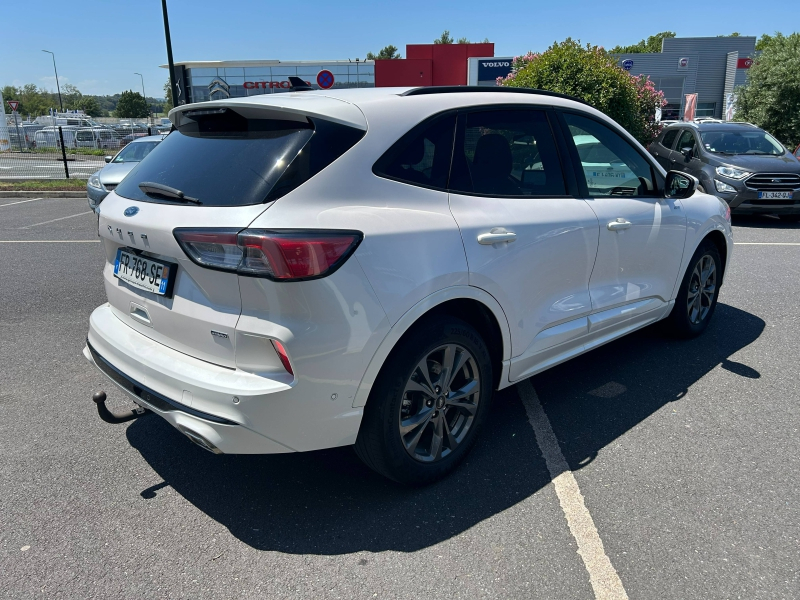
[649,122,800,219]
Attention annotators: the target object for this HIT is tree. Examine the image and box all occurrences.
[734,32,800,147]
[115,90,149,118]
[717,32,741,37]
[610,31,676,54]
[366,45,401,60]
[457,37,470,44]
[75,96,103,117]
[163,79,173,113]
[434,30,454,44]
[756,33,775,51]
[499,40,665,146]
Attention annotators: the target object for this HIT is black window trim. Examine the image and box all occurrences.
[555,108,666,200]
[373,103,579,200]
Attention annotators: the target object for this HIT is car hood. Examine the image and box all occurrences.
[98,162,139,186]
[712,153,800,173]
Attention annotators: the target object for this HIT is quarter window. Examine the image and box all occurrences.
[563,112,660,198]
[373,114,457,190]
[449,109,566,197]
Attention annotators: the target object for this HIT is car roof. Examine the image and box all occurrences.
[168,86,595,131]
[664,121,761,132]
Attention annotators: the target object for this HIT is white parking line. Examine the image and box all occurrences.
[20,211,94,229]
[519,380,629,600]
[734,242,800,245]
[0,198,44,207]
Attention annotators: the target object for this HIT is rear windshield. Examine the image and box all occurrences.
[115,108,364,206]
[700,130,785,156]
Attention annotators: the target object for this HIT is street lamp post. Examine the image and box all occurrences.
[42,50,63,113]
[134,72,149,124]
[161,0,179,107]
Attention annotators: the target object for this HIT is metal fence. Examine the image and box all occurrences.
[1,122,168,181]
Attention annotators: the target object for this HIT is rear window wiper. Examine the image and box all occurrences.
[138,181,201,204]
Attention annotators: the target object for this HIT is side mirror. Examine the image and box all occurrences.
[104,156,112,163]
[665,170,698,199]
[680,146,693,159]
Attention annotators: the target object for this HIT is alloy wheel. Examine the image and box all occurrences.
[399,343,481,463]
[687,254,716,325]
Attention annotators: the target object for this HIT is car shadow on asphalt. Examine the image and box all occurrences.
[126,302,764,554]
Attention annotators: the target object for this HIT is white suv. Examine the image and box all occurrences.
[85,87,733,484]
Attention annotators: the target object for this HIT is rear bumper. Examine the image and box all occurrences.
[86,304,295,454]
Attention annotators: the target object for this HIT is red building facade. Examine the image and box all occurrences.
[375,43,495,87]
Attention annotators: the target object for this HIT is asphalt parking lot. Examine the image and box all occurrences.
[1,197,798,599]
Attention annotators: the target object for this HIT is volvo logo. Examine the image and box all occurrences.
[123,206,139,217]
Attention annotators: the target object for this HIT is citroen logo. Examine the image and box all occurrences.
[208,77,230,99]
[124,206,139,217]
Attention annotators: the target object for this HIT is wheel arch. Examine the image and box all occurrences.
[352,286,512,408]
[703,229,728,283]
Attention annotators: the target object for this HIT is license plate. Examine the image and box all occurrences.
[114,248,176,297]
[758,191,793,199]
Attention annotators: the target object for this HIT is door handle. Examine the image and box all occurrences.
[477,227,517,245]
[607,219,632,231]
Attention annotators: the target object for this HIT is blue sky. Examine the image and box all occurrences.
[2,0,797,97]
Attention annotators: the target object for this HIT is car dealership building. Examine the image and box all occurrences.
[166,36,755,121]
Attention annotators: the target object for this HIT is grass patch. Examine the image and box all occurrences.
[0,179,87,191]
[31,148,111,157]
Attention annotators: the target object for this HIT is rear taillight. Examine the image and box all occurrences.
[174,228,363,282]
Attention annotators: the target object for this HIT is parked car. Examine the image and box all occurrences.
[33,126,79,149]
[75,128,122,150]
[86,87,732,484]
[649,122,800,220]
[86,134,165,210]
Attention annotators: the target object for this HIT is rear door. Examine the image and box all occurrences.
[447,107,599,381]
[99,101,366,368]
[652,128,679,171]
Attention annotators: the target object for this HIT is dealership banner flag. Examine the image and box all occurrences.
[684,93,698,122]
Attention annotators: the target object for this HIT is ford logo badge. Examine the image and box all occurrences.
[124,206,139,217]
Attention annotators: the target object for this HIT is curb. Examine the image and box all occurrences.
[0,191,86,198]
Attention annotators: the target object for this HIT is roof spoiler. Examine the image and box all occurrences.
[288,77,313,92]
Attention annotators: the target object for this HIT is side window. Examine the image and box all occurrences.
[677,130,697,153]
[563,112,660,198]
[373,113,457,190]
[449,109,566,197]
[661,129,679,150]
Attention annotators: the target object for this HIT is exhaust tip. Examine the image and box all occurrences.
[178,426,223,454]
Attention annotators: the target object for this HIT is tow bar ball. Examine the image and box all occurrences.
[92,391,149,424]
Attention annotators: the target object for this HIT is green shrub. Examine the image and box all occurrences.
[499,39,665,146]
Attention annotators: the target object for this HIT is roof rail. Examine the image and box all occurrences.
[401,86,590,106]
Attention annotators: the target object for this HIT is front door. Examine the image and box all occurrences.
[560,111,687,330]
[447,108,599,380]
[672,128,703,177]
[653,128,680,171]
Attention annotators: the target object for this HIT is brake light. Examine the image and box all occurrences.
[271,340,294,376]
[174,228,363,281]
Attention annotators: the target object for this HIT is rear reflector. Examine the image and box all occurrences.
[271,340,294,376]
[174,228,362,281]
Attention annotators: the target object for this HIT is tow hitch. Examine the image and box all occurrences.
[92,391,150,424]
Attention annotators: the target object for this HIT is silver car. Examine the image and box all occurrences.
[87,134,166,210]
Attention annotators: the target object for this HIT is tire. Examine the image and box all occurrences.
[666,240,722,338]
[355,316,494,485]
